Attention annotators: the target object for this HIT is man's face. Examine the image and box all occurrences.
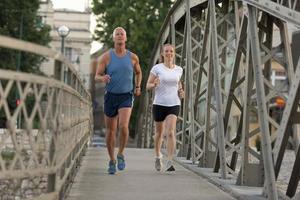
[113,28,127,44]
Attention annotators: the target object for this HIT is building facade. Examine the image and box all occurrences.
[38,0,92,89]
[90,48,106,136]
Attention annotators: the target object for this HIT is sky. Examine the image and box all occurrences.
[51,0,102,54]
[51,0,88,12]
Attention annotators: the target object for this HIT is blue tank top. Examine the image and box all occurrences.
[106,49,134,93]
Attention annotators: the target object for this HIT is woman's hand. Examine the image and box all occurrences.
[146,74,160,90]
[153,77,160,88]
[178,88,185,99]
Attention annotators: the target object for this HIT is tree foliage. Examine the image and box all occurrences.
[0,0,51,128]
[92,0,173,137]
[92,0,173,71]
[0,0,51,73]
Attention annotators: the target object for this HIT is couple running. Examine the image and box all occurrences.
[95,27,184,174]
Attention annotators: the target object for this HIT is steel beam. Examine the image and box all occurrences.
[247,5,278,199]
[210,0,227,179]
[243,0,300,27]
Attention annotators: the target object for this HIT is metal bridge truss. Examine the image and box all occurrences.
[137,0,300,199]
[0,36,93,199]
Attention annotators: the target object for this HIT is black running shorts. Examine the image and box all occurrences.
[152,104,180,122]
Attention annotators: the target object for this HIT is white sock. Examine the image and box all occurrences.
[156,152,163,159]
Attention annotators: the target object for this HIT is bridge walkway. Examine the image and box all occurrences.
[66,147,236,200]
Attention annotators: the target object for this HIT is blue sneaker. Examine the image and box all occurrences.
[108,160,116,174]
[117,154,125,170]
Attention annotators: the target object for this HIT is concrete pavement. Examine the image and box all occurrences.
[66,147,236,200]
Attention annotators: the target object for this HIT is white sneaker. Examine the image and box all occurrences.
[165,160,175,172]
[155,157,163,171]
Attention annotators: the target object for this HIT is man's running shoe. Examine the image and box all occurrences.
[165,160,175,172]
[117,154,126,170]
[108,160,116,174]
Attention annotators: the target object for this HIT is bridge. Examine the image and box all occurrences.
[0,0,300,200]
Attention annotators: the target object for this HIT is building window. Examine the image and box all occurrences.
[65,47,73,61]
[35,16,45,28]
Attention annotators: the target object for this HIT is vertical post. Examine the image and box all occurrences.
[185,0,195,163]
[240,32,252,185]
[171,15,176,46]
[16,12,24,72]
[234,1,241,37]
[47,136,56,193]
[58,25,70,84]
[179,21,188,157]
[61,36,68,84]
[61,36,65,54]
[204,35,213,167]
[16,11,24,129]
[199,8,211,168]
[210,0,227,179]
[247,5,278,200]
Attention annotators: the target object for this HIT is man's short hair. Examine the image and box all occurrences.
[113,27,127,37]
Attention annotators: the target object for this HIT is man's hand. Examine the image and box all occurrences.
[95,74,111,83]
[102,74,111,83]
[134,87,141,96]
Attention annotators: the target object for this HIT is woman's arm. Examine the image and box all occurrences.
[178,81,185,99]
[146,73,159,90]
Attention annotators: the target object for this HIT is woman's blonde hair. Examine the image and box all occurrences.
[159,43,176,63]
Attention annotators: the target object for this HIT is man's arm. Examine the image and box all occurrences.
[132,53,142,96]
[95,52,110,83]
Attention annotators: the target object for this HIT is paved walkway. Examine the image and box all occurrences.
[66,147,236,200]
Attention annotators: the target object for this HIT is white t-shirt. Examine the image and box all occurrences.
[150,63,183,106]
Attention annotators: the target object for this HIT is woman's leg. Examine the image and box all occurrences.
[164,114,177,160]
[154,121,164,171]
[154,121,164,157]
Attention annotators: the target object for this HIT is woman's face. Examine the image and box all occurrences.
[163,45,175,62]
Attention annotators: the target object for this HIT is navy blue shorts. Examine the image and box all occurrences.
[152,104,180,122]
[104,91,134,117]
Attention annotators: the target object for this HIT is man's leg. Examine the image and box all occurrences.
[115,107,132,170]
[117,107,132,155]
[105,115,118,161]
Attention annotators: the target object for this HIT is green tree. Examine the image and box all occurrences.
[92,0,173,69]
[0,0,51,73]
[0,0,51,128]
[92,0,173,138]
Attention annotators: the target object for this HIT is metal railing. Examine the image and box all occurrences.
[0,35,93,200]
[137,0,300,199]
